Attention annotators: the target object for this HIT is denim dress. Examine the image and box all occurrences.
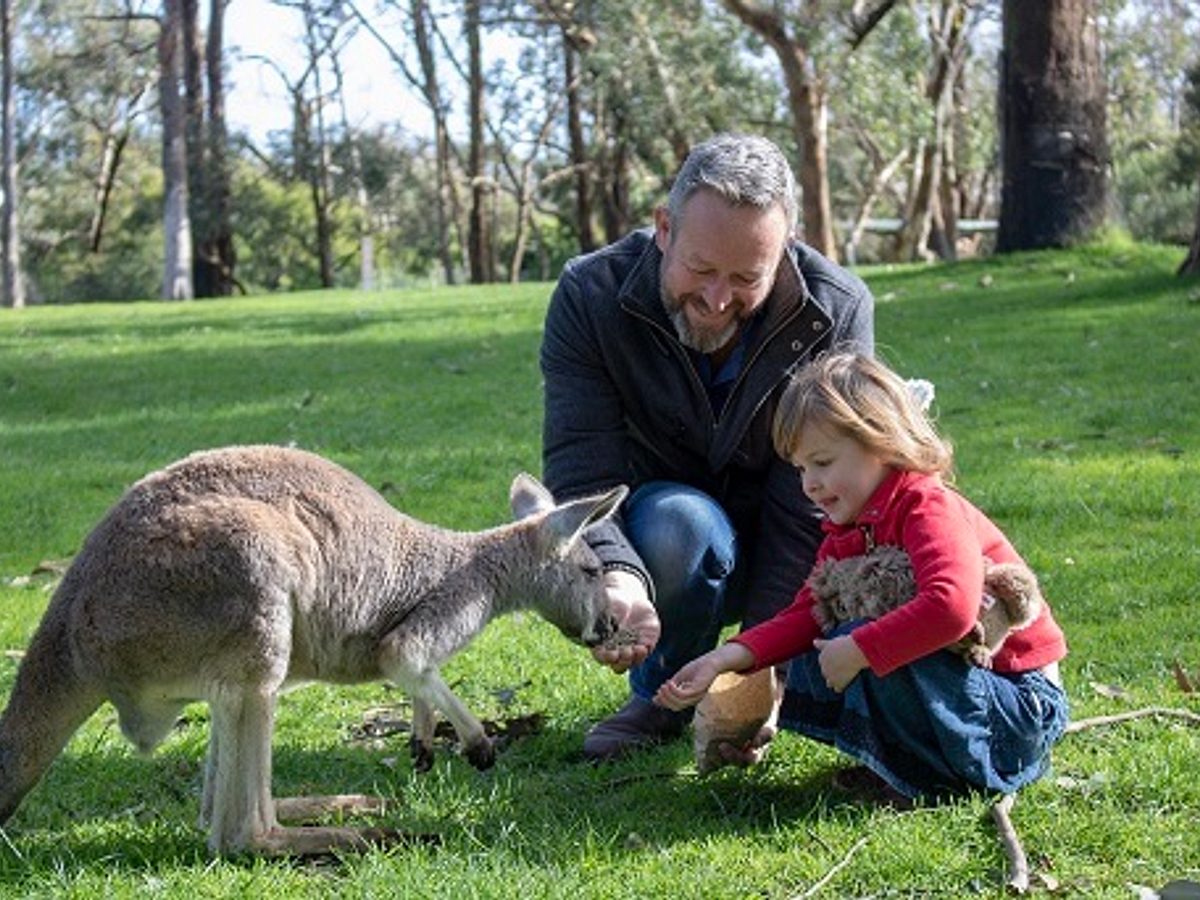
[778,621,1070,800]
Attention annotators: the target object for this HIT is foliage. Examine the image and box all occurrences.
[1103,0,1200,243]
[7,0,1200,299]
[0,244,1198,896]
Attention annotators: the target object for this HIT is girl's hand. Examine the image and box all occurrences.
[654,643,756,710]
[813,634,869,692]
[654,656,720,709]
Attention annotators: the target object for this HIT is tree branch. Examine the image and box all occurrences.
[846,0,901,50]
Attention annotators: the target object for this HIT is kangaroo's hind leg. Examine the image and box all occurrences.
[204,684,398,856]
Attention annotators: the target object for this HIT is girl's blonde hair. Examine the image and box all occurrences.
[773,352,954,478]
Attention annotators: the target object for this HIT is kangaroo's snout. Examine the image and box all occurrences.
[580,612,618,648]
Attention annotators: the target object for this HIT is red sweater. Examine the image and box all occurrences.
[732,469,1067,676]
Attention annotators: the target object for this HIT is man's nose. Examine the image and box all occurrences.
[701,278,732,314]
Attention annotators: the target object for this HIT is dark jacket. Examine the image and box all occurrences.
[540,228,875,626]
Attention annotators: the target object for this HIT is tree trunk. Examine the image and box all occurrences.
[897,0,967,262]
[997,0,1108,252]
[630,6,689,167]
[409,0,458,284]
[719,0,837,260]
[159,0,193,301]
[465,0,493,283]
[1,0,23,308]
[205,0,235,294]
[563,34,595,254]
[181,0,215,295]
[1180,179,1200,276]
[301,3,334,288]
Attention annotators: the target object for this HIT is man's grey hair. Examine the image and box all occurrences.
[665,133,798,234]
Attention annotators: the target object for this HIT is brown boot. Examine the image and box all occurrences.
[830,765,914,810]
[583,695,691,761]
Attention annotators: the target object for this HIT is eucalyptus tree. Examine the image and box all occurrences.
[17,0,160,301]
[719,0,839,259]
[160,0,193,298]
[997,0,1108,251]
[1,0,22,307]
[182,0,235,296]
[497,0,779,263]
[346,0,464,284]
[1177,61,1200,276]
[1103,0,1199,244]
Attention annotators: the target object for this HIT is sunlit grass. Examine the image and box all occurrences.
[0,241,1197,897]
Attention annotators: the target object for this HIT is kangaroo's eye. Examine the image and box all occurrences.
[581,563,602,580]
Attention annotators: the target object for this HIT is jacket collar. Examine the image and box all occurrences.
[821,468,929,536]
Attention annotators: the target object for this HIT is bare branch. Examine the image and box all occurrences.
[846,0,901,50]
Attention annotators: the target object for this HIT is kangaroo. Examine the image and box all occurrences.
[0,445,627,856]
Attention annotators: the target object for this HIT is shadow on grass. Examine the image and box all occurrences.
[0,713,895,887]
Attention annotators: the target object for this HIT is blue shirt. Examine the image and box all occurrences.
[690,313,763,417]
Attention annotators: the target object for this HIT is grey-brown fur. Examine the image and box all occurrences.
[0,445,626,856]
[807,544,1043,667]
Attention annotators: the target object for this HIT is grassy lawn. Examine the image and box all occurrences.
[0,240,1197,897]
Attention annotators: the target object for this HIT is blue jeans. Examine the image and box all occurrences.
[623,481,741,701]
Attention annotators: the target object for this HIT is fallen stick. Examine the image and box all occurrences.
[990,793,1029,893]
[792,835,869,899]
[1064,706,1200,734]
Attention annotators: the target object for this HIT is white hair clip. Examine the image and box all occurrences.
[906,378,935,412]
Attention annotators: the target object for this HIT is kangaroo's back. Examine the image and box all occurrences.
[0,446,626,855]
[64,445,457,687]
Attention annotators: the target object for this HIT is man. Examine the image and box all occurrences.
[540,133,875,761]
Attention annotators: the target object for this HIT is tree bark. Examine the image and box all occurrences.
[1,0,24,308]
[89,125,130,254]
[159,0,194,300]
[301,2,335,288]
[465,0,493,283]
[630,6,689,168]
[1180,180,1200,276]
[895,0,968,262]
[563,33,595,254]
[181,0,212,294]
[997,0,1108,252]
[719,0,837,261]
[205,0,235,294]
[409,0,458,284]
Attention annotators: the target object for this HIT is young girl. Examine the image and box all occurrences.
[655,352,1069,801]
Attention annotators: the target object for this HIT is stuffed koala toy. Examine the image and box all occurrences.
[807,545,1043,667]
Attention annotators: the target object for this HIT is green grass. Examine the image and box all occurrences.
[0,241,1197,897]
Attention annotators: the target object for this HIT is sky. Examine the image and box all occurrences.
[224,0,433,142]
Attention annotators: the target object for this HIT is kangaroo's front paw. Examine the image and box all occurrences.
[464,736,495,770]
[409,735,435,773]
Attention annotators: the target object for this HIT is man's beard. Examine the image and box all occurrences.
[661,285,740,354]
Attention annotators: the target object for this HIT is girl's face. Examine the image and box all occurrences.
[792,422,891,525]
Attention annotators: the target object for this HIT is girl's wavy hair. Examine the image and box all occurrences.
[773,352,954,479]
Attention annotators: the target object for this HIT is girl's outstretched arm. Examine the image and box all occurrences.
[654,643,756,709]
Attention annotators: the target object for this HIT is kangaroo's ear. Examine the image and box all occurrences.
[510,472,556,520]
[541,484,629,554]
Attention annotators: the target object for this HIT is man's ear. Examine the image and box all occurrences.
[653,206,671,253]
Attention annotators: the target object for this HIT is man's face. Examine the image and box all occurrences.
[655,189,789,354]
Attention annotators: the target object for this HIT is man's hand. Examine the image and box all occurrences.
[591,570,660,674]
